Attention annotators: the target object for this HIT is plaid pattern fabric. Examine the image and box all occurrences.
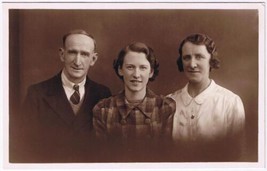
[93,88,176,140]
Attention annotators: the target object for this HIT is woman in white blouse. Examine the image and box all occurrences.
[168,33,245,161]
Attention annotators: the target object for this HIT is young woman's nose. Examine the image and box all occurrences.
[133,68,141,78]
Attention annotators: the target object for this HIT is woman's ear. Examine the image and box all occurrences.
[149,69,154,78]
[118,67,123,76]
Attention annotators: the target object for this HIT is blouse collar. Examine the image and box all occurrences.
[181,79,216,106]
[115,88,156,120]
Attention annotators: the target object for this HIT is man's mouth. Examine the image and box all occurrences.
[72,67,83,70]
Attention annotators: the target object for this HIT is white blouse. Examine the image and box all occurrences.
[168,80,245,143]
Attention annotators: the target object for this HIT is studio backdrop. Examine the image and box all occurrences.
[9,8,258,162]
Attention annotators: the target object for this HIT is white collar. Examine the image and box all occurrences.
[61,71,86,90]
[181,80,216,106]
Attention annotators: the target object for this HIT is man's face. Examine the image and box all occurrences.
[119,51,153,95]
[181,42,211,85]
[59,34,97,83]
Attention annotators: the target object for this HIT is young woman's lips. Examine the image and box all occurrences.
[188,70,200,73]
[130,80,142,83]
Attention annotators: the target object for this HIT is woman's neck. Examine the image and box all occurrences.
[188,79,211,98]
[125,88,146,102]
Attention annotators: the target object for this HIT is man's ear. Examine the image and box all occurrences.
[59,48,65,62]
[89,53,98,66]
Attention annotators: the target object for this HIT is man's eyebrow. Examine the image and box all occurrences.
[67,49,77,52]
[81,50,90,54]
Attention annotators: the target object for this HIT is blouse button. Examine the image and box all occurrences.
[145,118,151,124]
[121,119,127,125]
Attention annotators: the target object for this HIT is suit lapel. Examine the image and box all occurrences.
[43,73,75,126]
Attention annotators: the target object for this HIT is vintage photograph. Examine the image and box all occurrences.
[3,1,266,170]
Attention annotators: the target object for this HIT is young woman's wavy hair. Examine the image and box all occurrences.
[177,33,220,72]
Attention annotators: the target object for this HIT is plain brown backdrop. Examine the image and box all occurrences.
[9,9,258,161]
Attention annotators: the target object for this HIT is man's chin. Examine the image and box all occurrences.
[70,73,86,80]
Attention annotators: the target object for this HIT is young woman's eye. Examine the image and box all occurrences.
[140,66,148,70]
[126,65,134,70]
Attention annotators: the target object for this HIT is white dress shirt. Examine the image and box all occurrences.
[168,80,245,143]
[61,72,86,101]
[61,72,86,115]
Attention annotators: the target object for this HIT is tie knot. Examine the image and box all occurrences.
[73,85,79,91]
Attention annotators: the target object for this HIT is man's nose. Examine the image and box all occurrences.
[74,53,82,65]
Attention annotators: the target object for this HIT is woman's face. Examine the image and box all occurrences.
[118,51,153,96]
[181,42,211,85]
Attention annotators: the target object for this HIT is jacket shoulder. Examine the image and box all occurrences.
[87,79,110,91]
[27,74,60,92]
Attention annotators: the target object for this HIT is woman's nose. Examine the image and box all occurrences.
[189,58,197,68]
[133,68,141,78]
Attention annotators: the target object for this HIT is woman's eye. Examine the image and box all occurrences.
[140,66,147,70]
[196,55,203,59]
[126,66,134,70]
[182,55,190,61]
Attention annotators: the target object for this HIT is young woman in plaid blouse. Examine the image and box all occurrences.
[92,42,176,161]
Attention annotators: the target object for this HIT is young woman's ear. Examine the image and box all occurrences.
[149,69,154,78]
[118,67,123,76]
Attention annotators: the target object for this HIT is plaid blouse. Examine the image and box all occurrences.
[93,89,176,141]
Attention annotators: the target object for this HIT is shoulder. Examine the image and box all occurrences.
[86,78,111,96]
[93,94,119,109]
[167,89,183,98]
[162,96,176,112]
[146,89,176,113]
[27,74,60,93]
[211,82,245,112]
[213,83,241,101]
[87,78,109,90]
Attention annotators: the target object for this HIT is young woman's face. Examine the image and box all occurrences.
[119,51,153,95]
[182,42,211,85]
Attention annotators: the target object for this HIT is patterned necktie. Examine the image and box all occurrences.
[70,85,80,105]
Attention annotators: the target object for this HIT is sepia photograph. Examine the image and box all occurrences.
[2,1,266,170]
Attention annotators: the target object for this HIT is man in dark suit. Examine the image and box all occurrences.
[16,29,111,162]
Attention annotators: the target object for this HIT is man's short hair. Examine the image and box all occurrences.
[62,29,97,51]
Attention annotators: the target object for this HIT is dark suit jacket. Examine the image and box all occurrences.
[15,72,111,162]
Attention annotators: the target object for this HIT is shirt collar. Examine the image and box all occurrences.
[61,70,86,90]
[181,79,216,105]
[116,88,156,120]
